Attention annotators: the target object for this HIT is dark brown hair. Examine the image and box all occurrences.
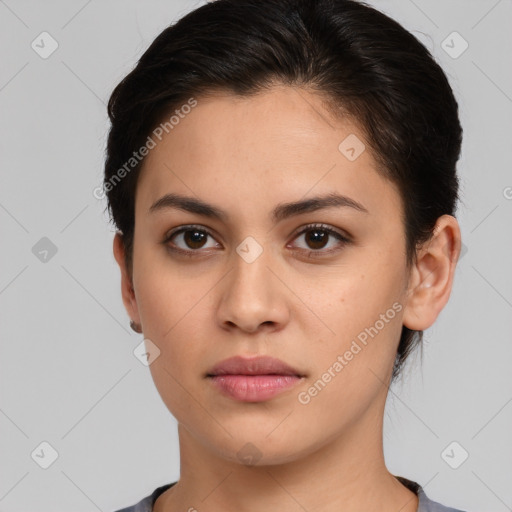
[103,0,462,381]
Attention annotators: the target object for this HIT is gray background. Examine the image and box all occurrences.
[0,0,511,511]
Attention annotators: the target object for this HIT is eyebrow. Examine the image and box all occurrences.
[148,192,369,222]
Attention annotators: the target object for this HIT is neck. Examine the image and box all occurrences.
[154,398,418,512]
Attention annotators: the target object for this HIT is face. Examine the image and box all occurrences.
[116,85,418,464]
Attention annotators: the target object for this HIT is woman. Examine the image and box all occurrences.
[105,0,466,510]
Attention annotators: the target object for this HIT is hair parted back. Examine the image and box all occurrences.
[104,0,463,381]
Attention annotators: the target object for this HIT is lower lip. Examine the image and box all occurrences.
[208,374,302,402]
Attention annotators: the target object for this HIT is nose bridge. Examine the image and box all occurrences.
[217,236,287,331]
[229,236,273,301]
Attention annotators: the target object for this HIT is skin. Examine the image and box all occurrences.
[113,85,461,512]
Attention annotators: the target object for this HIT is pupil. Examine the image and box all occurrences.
[307,229,327,249]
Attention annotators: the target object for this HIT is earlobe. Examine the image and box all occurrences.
[402,215,461,331]
[113,232,142,329]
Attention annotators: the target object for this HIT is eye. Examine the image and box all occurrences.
[164,225,220,254]
[289,223,350,256]
[163,223,350,257]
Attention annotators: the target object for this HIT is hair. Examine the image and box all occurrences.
[103,0,462,381]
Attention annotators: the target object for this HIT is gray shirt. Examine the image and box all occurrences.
[113,476,467,512]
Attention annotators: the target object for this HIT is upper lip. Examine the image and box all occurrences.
[207,355,304,377]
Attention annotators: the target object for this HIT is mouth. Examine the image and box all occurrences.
[206,355,305,377]
[206,355,306,402]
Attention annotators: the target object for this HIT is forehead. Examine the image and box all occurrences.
[136,85,402,224]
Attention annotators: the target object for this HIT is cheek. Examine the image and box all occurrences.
[301,261,402,337]
[298,255,405,379]
[134,245,199,334]
[139,278,209,420]
[294,280,403,432]
[133,249,211,357]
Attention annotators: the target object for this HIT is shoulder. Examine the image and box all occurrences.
[417,485,468,512]
[112,483,176,512]
[395,476,467,512]
[114,479,469,512]
[418,487,468,512]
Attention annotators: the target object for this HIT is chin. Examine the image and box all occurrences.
[198,428,315,467]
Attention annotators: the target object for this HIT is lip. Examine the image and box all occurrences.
[206,356,305,402]
[207,355,304,377]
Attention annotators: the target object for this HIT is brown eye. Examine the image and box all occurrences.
[290,223,350,256]
[164,225,220,253]
[183,229,208,249]
[303,228,329,250]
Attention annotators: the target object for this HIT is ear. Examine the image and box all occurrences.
[113,232,141,328]
[402,215,461,331]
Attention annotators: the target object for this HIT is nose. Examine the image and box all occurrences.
[216,244,290,334]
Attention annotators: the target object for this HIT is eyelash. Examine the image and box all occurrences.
[162,223,351,259]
